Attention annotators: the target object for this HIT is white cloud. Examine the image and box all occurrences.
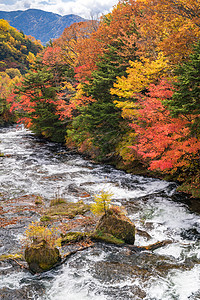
[23,1,31,8]
[0,0,119,18]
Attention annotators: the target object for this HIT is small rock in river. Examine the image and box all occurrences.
[94,209,135,245]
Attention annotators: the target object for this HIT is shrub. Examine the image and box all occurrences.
[24,221,61,248]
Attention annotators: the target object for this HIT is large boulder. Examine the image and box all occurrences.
[25,240,61,273]
[94,209,135,245]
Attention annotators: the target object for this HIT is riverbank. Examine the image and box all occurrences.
[66,145,200,203]
[115,158,200,202]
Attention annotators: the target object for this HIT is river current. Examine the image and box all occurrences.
[0,126,200,300]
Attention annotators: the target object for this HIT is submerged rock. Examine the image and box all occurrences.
[25,240,61,273]
[94,210,135,245]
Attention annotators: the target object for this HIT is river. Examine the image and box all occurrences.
[0,126,200,300]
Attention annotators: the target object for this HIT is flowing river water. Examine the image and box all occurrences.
[0,126,200,300]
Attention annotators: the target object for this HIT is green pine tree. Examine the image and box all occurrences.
[165,40,200,135]
[16,61,67,142]
[69,44,134,160]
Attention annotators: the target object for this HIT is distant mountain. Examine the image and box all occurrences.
[0,9,86,44]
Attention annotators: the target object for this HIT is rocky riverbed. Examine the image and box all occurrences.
[0,126,200,300]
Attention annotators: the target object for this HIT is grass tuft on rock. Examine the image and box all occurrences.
[50,198,67,206]
[0,253,23,261]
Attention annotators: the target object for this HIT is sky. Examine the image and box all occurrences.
[0,0,119,19]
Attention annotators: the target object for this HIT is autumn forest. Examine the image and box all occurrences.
[0,0,200,198]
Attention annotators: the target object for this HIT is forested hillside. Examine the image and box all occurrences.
[4,0,200,198]
[0,19,43,73]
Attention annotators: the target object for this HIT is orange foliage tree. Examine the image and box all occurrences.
[129,80,200,196]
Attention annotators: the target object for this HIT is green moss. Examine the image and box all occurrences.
[61,231,88,245]
[95,210,135,244]
[92,231,124,245]
[40,215,52,222]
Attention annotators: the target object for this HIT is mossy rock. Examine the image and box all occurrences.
[61,231,88,245]
[95,210,135,245]
[45,200,90,219]
[25,240,61,273]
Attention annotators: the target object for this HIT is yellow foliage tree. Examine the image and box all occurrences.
[91,191,113,216]
[111,53,168,98]
[110,53,168,121]
[0,19,10,36]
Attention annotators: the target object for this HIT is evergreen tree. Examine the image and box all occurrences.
[165,41,200,135]
[84,44,129,100]
[70,44,133,160]
[16,61,67,142]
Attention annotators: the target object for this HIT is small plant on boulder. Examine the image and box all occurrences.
[24,222,62,273]
[91,190,113,216]
[24,221,61,248]
[91,192,135,245]
[0,151,4,157]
